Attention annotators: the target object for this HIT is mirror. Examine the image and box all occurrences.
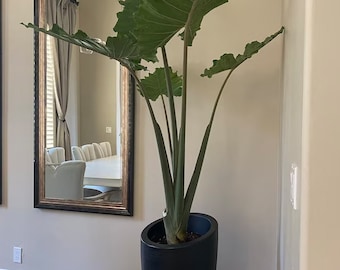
[34,0,134,215]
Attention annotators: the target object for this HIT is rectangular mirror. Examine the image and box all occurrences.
[34,0,134,215]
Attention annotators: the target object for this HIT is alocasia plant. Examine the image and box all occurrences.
[23,0,284,244]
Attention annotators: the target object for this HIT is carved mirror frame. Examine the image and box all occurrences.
[34,0,134,215]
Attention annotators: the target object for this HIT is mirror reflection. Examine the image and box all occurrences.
[35,0,134,215]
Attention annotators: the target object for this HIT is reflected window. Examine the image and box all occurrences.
[46,34,56,148]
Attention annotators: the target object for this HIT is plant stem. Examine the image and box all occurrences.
[182,69,235,229]
[128,68,175,216]
[161,46,178,178]
[173,0,200,241]
[161,95,173,158]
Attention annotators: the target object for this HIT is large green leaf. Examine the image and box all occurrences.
[114,0,140,38]
[22,23,144,71]
[201,26,284,78]
[179,0,229,44]
[124,0,229,60]
[114,0,158,64]
[138,68,182,101]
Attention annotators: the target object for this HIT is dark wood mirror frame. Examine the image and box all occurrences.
[33,0,134,215]
[0,0,2,205]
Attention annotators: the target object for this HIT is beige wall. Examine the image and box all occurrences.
[0,0,282,269]
[282,0,340,269]
[299,0,340,269]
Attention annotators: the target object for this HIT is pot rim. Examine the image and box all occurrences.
[141,213,218,249]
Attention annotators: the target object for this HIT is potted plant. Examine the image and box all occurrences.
[24,0,284,268]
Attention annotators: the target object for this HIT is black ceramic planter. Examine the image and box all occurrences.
[141,213,218,270]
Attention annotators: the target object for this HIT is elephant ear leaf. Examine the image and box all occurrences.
[201,26,284,78]
[114,0,140,39]
[179,0,229,46]
[138,68,182,101]
[21,23,144,70]
[121,0,228,61]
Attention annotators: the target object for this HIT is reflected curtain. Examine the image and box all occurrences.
[47,0,78,160]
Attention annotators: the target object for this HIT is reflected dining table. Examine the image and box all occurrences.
[83,155,122,188]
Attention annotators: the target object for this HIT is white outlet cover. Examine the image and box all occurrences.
[290,164,298,210]
[13,247,22,264]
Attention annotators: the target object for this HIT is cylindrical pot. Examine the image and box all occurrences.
[141,213,218,270]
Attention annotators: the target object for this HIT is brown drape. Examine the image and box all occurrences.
[47,0,78,160]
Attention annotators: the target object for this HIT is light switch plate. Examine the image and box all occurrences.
[290,164,298,210]
[13,247,22,264]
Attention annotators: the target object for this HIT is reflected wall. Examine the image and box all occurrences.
[78,0,120,154]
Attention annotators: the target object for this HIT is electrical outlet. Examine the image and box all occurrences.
[13,247,22,264]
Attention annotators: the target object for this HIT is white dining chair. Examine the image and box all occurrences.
[99,141,112,157]
[82,144,96,161]
[92,142,105,159]
[45,160,86,200]
[71,146,86,161]
[47,147,66,164]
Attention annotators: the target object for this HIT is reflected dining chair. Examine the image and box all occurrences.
[71,146,86,161]
[82,144,96,161]
[45,160,86,200]
[93,142,105,159]
[47,147,65,164]
[99,141,112,157]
